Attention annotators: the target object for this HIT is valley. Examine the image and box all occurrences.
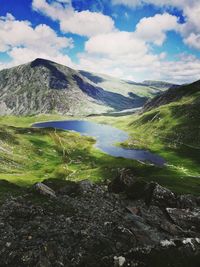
[0,59,199,267]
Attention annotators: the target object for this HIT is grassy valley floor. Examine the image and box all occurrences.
[0,113,199,200]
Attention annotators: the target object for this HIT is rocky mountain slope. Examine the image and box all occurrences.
[0,177,199,267]
[0,58,150,116]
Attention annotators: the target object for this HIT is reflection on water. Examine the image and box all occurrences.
[32,120,165,166]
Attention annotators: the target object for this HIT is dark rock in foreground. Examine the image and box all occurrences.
[0,178,199,267]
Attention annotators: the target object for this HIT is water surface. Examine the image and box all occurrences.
[32,120,165,166]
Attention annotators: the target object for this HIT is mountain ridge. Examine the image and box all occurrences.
[0,58,147,116]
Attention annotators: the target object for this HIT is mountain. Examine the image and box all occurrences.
[142,80,179,89]
[80,70,177,99]
[128,79,200,149]
[0,58,179,116]
[143,80,200,112]
[0,58,147,116]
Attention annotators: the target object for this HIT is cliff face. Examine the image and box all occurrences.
[0,176,199,267]
[0,58,147,116]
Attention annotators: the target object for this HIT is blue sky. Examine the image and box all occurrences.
[0,0,200,83]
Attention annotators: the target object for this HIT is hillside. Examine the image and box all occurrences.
[143,80,200,112]
[116,79,200,179]
[127,79,200,147]
[0,58,147,116]
[142,80,179,90]
[80,70,177,99]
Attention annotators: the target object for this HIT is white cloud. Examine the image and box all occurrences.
[112,0,197,8]
[78,12,183,81]
[184,33,200,50]
[32,0,115,37]
[60,10,115,37]
[0,13,75,69]
[135,13,179,45]
[112,0,200,51]
[77,11,200,84]
[8,47,74,67]
[0,13,73,51]
[85,31,148,56]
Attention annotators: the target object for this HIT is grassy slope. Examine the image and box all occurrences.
[0,115,161,199]
[105,92,200,194]
[88,87,200,193]
[0,99,200,199]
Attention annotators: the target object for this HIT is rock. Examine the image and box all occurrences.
[0,180,199,267]
[114,256,126,267]
[58,181,81,196]
[125,180,148,199]
[34,182,56,198]
[166,207,200,231]
[177,194,198,209]
[108,169,136,193]
[36,256,52,267]
[146,182,177,207]
[78,179,94,193]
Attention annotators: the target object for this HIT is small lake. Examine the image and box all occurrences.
[32,120,165,166]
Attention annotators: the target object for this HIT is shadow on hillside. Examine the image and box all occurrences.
[73,74,147,111]
[79,70,105,84]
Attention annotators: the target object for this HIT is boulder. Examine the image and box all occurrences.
[78,179,94,193]
[125,180,148,199]
[108,169,136,193]
[146,182,177,207]
[58,181,81,196]
[176,194,199,209]
[166,207,200,231]
[34,183,56,198]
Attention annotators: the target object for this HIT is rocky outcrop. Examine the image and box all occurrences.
[0,178,199,266]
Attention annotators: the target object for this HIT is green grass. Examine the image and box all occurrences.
[92,94,200,195]
[0,102,200,200]
[0,117,157,199]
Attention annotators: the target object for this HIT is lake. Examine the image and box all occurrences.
[32,120,165,166]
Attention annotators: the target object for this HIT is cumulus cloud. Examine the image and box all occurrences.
[184,33,200,50]
[77,12,186,82]
[77,10,200,84]
[112,0,197,8]
[8,47,74,67]
[112,0,200,51]
[135,13,179,45]
[32,0,115,37]
[0,13,75,69]
[85,31,148,56]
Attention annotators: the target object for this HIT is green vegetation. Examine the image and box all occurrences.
[87,88,200,196]
[0,115,160,199]
[1,85,200,197]
[0,105,200,199]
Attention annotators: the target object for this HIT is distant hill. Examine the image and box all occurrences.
[80,70,177,99]
[142,80,179,89]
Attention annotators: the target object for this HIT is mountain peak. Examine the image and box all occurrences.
[30,58,55,68]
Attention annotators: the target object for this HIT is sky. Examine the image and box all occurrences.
[0,0,200,83]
